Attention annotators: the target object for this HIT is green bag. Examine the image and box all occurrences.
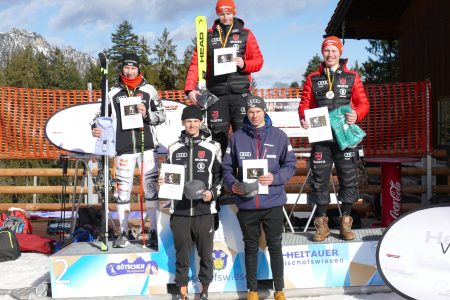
[329,105,366,150]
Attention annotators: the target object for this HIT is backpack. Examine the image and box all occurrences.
[0,209,33,234]
[0,228,21,262]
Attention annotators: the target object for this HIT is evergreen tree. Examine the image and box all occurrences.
[301,53,322,85]
[4,44,42,88]
[290,81,300,88]
[361,40,399,83]
[82,61,101,90]
[351,60,365,78]
[46,48,83,89]
[176,38,196,90]
[152,28,178,90]
[108,20,140,72]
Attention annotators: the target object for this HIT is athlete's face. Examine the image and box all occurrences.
[322,45,341,69]
[122,65,139,79]
[218,12,234,26]
[247,107,265,128]
[183,118,202,137]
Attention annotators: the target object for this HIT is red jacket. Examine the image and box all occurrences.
[185,18,263,95]
[298,59,369,122]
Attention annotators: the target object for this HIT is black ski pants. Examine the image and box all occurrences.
[309,141,359,206]
[206,93,248,155]
[236,205,284,292]
[170,214,215,287]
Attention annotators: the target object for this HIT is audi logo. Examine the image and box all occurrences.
[176,153,187,158]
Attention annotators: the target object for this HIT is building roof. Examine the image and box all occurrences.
[325,0,411,40]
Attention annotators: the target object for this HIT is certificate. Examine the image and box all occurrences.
[242,159,268,194]
[120,96,143,130]
[214,47,236,76]
[158,163,185,200]
[304,107,333,143]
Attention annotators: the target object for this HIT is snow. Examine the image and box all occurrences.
[0,253,406,300]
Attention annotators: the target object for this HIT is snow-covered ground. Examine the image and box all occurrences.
[0,253,406,300]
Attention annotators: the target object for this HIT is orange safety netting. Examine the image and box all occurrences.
[0,82,432,159]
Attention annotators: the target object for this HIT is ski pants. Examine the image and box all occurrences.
[206,93,248,154]
[170,214,215,287]
[237,205,284,292]
[309,141,359,206]
[115,149,159,211]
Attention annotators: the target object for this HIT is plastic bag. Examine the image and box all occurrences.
[329,105,366,150]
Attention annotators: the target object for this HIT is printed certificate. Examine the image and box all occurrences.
[158,163,185,200]
[214,47,236,76]
[120,96,143,130]
[304,107,332,143]
[242,159,268,194]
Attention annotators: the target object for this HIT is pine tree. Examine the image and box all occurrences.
[176,37,196,90]
[301,53,322,85]
[152,28,178,90]
[46,48,83,89]
[361,40,399,83]
[83,61,101,90]
[290,81,300,88]
[4,44,42,88]
[108,20,140,72]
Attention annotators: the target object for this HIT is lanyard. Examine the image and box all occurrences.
[217,22,234,48]
[326,68,334,92]
[125,85,135,97]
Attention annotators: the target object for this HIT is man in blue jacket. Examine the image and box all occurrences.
[222,95,296,300]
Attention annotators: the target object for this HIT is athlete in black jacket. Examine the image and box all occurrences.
[159,105,222,300]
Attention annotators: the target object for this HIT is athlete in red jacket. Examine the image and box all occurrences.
[298,36,369,242]
[185,0,263,154]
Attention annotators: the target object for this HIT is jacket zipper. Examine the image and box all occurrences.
[255,129,260,209]
[189,138,194,216]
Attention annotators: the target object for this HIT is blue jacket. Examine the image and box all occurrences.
[222,115,297,210]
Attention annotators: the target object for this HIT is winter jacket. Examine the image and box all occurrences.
[298,59,369,122]
[167,130,222,216]
[185,17,263,96]
[106,76,166,155]
[222,115,296,210]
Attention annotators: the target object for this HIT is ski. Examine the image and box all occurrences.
[195,16,207,90]
[98,52,110,252]
[194,16,218,112]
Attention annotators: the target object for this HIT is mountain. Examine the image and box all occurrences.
[0,28,96,74]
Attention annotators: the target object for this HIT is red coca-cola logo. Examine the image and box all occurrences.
[389,180,401,219]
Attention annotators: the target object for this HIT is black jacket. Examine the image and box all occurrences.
[167,130,222,216]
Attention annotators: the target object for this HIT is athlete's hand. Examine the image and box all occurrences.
[300,119,310,129]
[137,103,147,117]
[231,182,246,195]
[92,127,102,138]
[259,173,273,186]
[157,176,164,186]
[202,190,213,202]
[188,90,201,105]
[234,57,245,69]
[346,110,358,124]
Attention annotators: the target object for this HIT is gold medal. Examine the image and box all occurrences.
[325,68,335,100]
[326,91,334,99]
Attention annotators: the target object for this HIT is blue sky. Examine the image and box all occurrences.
[0,0,371,88]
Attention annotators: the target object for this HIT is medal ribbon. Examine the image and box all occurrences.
[326,68,334,93]
[217,22,234,48]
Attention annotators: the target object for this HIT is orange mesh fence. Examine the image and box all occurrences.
[0,81,432,159]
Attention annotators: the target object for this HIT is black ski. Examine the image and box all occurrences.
[98,52,110,251]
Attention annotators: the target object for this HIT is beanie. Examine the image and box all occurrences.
[245,95,267,112]
[216,0,236,14]
[122,53,140,68]
[181,105,203,120]
[321,36,343,55]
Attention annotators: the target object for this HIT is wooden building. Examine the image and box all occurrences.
[325,0,450,147]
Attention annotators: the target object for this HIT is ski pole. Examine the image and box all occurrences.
[139,127,146,248]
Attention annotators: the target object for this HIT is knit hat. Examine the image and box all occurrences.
[245,95,267,112]
[216,0,236,14]
[181,105,203,120]
[322,36,343,55]
[234,181,258,198]
[122,53,140,68]
[184,180,207,200]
